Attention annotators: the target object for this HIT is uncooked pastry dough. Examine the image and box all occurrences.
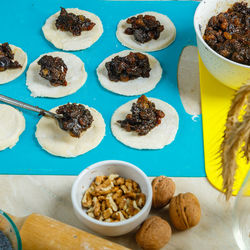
[111,98,179,149]
[26,52,87,98]
[42,8,103,51]
[178,46,201,116]
[116,12,176,52]
[36,105,105,157]
[97,50,162,96]
[0,104,25,151]
[0,44,27,84]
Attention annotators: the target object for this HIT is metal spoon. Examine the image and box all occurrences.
[0,94,63,123]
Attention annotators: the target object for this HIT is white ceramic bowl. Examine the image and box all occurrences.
[71,160,152,236]
[194,0,250,89]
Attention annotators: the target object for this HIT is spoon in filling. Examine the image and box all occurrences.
[56,103,93,138]
[117,95,165,135]
[0,95,93,138]
[0,43,22,71]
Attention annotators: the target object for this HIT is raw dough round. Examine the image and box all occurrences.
[42,8,103,51]
[36,105,105,157]
[0,104,25,151]
[26,52,87,98]
[111,98,179,149]
[0,44,27,84]
[116,11,176,52]
[97,50,162,96]
[178,46,201,116]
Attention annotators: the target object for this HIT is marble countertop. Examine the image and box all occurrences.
[0,175,239,249]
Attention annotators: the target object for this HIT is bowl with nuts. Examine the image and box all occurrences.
[71,160,152,236]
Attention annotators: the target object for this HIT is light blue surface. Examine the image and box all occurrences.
[0,0,204,176]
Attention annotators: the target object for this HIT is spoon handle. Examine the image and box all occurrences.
[0,94,57,118]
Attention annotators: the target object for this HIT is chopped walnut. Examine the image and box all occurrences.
[93,197,101,217]
[133,181,141,193]
[97,195,106,202]
[121,185,129,194]
[125,179,133,191]
[112,189,123,201]
[121,210,129,219]
[95,176,107,185]
[103,208,113,219]
[98,215,104,221]
[81,174,146,222]
[125,192,137,199]
[101,201,106,211]
[117,196,127,210]
[88,212,94,218]
[115,177,125,186]
[112,211,125,221]
[136,193,146,208]
[81,191,92,208]
[109,174,119,181]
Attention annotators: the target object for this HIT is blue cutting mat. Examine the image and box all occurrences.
[0,0,204,176]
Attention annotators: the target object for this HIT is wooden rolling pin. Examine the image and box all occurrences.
[5,213,130,250]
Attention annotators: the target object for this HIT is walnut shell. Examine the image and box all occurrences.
[152,176,175,208]
[136,216,172,250]
[169,192,201,230]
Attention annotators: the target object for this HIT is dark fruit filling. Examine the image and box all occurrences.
[117,95,165,136]
[56,103,93,138]
[124,15,164,43]
[203,2,250,66]
[0,43,22,72]
[56,7,95,36]
[38,55,68,87]
[105,52,151,82]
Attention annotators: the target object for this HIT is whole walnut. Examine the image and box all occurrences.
[136,216,172,250]
[152,176,175,208]
[169,192,201,230]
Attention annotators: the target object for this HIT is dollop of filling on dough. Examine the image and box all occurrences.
[55,7,96,36]
[0,43,22,72]
[124,15,164,43]
[117,95,165,136]
[56,103,93,138]
[203,2,250,66]
[37,55,68,86]
[105,52,151,82]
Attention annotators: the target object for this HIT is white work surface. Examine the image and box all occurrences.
[0,176,239,249]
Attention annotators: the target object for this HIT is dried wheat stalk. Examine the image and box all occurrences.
[220,84,250,200]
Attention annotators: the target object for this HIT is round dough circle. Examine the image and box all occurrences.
[42,8,103,51]
[26,52,87,98]
[0,44,27,84]
[111,98,179,149]
[0,104,25,151]
[97,50,162,96]
[35,105,105,157]
[116,11,176,52]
